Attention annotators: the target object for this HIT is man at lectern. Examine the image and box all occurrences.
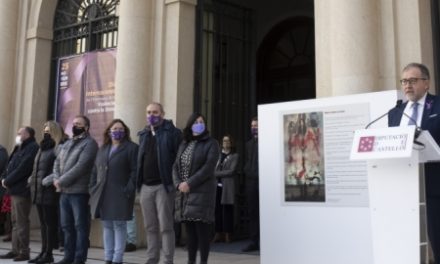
[388,62,440,263]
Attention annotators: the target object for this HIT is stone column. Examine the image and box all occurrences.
[114,0,154,137]
[162,0,196,128]
[315,0,380,97]
[0,1,19,146]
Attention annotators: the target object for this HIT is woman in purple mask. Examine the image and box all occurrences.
[173,113,219,264]
[89,119,138,264]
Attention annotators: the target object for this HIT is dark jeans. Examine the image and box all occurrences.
[185,221,212,263]
[36,204,59,255]
[246,178,259,246]
[60,193,90,262]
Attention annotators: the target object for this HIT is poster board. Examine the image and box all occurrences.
[55,49,116,145]
[258,90,401,264]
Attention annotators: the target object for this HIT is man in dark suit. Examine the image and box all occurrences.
[388,62,440,263]
[0,127,39,261]
[242,117,260,252]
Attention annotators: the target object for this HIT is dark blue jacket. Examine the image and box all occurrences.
[388,93,440,196]
[3,137,39,197]
[137,119,182,193]
[0,145,7,178]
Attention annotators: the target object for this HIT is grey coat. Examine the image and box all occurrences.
[51,135,98,194]
[90,140,138,220]
[215,152,239,205]
[173,134,220,223]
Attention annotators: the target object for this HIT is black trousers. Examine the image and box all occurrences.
[185,221,213,263]
[246,178,259,246]
[36,204,59,255]
[427,197,440,264]
[214,186,234,233]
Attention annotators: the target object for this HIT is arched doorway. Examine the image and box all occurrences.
[257,17,315,104]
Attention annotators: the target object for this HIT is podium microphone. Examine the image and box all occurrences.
[365,100,403,129]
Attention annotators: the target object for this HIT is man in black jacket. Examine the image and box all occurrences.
[137,102,181,264]
[242,117,260,252]
[0,127,39,261]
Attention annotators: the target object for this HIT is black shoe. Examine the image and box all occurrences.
[2,235,11,242]
[0,251,18,259]
[125,243,137,252]
[28,252,44,263]
[241,243,259,252]
[54,259,72,264]
[35,254,54,264]
[105,261,112,264]
[13,254,30,262]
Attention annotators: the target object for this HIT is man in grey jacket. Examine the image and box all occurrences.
[52,115,98,264]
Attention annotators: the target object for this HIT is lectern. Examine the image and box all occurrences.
[350,126,440,264]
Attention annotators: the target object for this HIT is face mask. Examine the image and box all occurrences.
[147,115,162,127]
[110,130,125,141]
[43,133,51,140]
[251,127,258,137]
[72,126,86,136]
[40,133,55,150]
[192,123,205,135]
[15,136,22,145]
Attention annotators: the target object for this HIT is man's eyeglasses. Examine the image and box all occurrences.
[399,78,427,86]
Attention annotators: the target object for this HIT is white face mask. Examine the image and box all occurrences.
[15,136,22,145]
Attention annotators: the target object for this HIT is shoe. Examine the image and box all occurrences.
[105,261,112,264]
[241,243,259,252]
[125,243,136,252]
[212,232,224,243]
[59,247,64,252]
[2,235,12,242]
[35,254,53,264]
[54,259,73,264]
[0,251,17,259]
[72,261,85,264]
[28,252,44,263]
[225,233,232,243]
[13,254,30,262]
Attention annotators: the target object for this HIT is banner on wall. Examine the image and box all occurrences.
[56,49,116,145]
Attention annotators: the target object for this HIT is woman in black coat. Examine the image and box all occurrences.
[173,113,219,264]
[29,121,65,264]
[89,119,138,264]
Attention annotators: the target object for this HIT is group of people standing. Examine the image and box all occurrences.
[0,102,260,264]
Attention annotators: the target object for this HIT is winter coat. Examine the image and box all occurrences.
[137,120,182,193]
[2,138,39,197]
[29,147,59,205]
[51,135,98,194]
[215,152,239,205]
[90,140,138,220]
[173,134,219,222]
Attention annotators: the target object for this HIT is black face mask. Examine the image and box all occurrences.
[43,133,51,140]
[72,126,86,136]
[40,133,55,150]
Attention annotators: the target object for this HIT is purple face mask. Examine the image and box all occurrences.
[110,130,125,141]
[251,127,258,137]
[192,123,205,134]
[147,115,162,126]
